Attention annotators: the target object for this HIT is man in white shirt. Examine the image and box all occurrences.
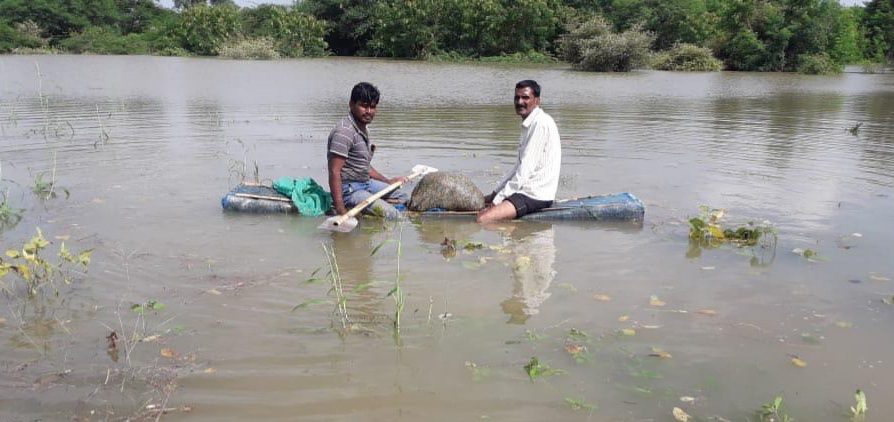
[477,80,561,223]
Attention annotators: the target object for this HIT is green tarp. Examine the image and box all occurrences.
[272,177,332,217]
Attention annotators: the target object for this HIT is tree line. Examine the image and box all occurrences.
[0,0,891,72]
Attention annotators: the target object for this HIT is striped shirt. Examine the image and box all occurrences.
[493,107,562,204]
[327,114,373,183]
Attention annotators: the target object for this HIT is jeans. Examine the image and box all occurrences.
[342,180,409,220]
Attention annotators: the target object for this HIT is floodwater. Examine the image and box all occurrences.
[1,55,893,421]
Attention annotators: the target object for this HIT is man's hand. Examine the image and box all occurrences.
[387,176,409,184]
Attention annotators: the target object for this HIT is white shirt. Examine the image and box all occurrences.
[493,107,561,204]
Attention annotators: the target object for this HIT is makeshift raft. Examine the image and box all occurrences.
[221,184,645,222]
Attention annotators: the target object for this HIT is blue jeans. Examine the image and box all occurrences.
[342,180,409,219]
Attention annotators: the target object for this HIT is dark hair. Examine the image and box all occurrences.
[515,80,541,97]
[350,82,380,104]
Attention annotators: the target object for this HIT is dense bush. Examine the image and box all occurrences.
[0,0,890,70]
[217,36,280,59]
[652,43,723,71]
[0,0,88,42]
[365,0,563,59]
[173,4,241,55]
[797,53,843,75]
[0,20,48,52]
[60,27,150,54]
[560,15,654,72]
[242,5,328,57]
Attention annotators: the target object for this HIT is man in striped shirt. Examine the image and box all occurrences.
[477,80,562,223]
[327,82,409,219]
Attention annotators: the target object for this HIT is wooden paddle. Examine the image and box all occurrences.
[318,164,438,233]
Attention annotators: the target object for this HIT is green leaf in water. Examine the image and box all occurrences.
[564,397,596,411]
[630,369,663,379]
[370,239,394,256]
[463,241,485,251]
[800,332,822,345]
[524,357,565,381]
[291,298,331,311]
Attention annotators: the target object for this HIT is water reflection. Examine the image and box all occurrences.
[498,222,556,324]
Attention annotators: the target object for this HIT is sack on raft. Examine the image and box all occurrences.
[408,172,485,212]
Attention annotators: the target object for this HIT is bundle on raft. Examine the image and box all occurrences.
[222,183,645,222]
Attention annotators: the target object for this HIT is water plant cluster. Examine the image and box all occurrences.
[1,0,891,73]
[687,206,778,265]
[0,228,91,297]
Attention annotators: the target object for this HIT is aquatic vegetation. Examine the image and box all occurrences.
[688,206,772,246]
[0,227,92,297]
[759,395,794,422]
[94,105,110,147]
[687,206,778,265]
[465,361,491,382]
[295,227,409,338]
[0,190,24,231]
[226,139,261,186]
[384,226,407,334]
[131,300,166,313]
[792,248,823,261]
[851,389,867,419]
[524,356,565,381]
[564,397,596,411]
[31,164,69,200]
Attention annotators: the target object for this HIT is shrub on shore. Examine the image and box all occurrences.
[560,15,654,72]
[797,53,843,75]
[217,37,280,60]
[60,27,150,55]
[652,43,723,71]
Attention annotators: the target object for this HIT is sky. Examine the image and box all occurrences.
[157,0,868,8]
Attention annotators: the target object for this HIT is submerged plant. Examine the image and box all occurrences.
[226,139,260,185]
[0,190,24,231]
[851,389,867,419]
[564,397,596,411]
[687,206,777,263]
[524,357,565,381]
[759,395,794,422]
[0,227,92,297]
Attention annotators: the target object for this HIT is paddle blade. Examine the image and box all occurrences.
[318,216,358,233]
[411,164,438,177]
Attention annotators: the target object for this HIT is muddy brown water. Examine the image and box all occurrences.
[1,55,893,421]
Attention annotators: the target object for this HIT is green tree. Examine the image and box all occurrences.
[714,0,863,71]
[830,6,864,63]
[299,0,377,55]
[367,0,436,58]
[0,19,46,52]
[643,0,717,50]
[0,0,88,41]
[862,0,894,61]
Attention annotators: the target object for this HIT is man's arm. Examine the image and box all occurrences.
[328,154,348,215]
